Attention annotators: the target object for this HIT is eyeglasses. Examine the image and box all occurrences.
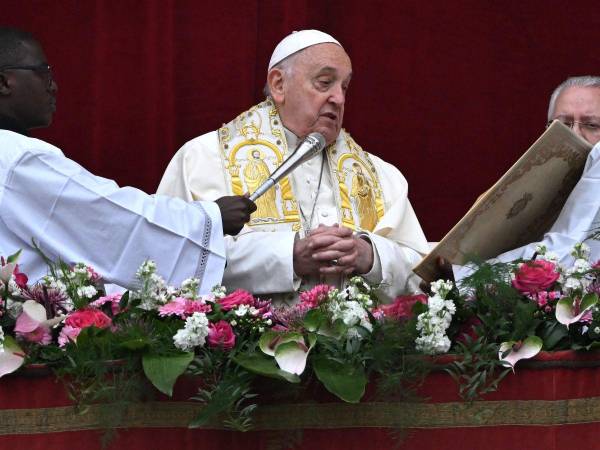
[547,118,600,134]
[0,63,54,88]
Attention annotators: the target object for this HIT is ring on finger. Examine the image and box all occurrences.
[329,259,339,266]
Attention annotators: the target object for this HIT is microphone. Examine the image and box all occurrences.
[249,132,326,201]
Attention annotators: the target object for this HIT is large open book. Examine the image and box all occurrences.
[414,121,593,282]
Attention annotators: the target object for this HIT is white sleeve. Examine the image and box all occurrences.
[0,150,225,292]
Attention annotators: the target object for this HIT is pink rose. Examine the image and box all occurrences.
[217,289,254,311]
[207,320,236,350]
[512,260,559,294]
[377,294,427,320]
[65,308,112,329]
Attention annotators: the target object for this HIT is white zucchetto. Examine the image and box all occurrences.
[268,29,342,70]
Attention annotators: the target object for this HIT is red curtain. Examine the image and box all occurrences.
[4,0,600,240]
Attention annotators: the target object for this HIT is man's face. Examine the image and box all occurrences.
[273,43,352,146]
[551,86,600,145]
[2,40,57,130]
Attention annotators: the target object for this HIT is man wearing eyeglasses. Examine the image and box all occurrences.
[447,76,600,281]
[0,27,256,292]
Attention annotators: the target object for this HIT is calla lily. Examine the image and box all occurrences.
[15,300,65,344]
[259,331,316,375]
[0,336,25,378]
[555,294,598,328]
[499,336,543,370]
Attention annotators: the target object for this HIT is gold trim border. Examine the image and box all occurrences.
[3,397,600,435]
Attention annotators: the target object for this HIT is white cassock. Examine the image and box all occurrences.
[455,142,600,279]
[157,126,429,305]
[0,130,225,292]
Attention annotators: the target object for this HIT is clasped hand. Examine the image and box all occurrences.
[293,224,374,277]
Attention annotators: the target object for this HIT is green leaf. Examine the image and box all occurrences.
[304,309,326,332]
[118,291,130,310]
[142,352,194,396]
[538,320,568,350]
[119,337,149,351]
[312,356,367,403]
[6,249,21,264]
[233,353,300,383]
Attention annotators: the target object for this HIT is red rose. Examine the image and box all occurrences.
[378,294,427,320]
[217,289,254,311]
[207,320,236,350]
[512,260,560,294]
[65,308,112,329]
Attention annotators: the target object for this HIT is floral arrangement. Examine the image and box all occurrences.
[1,240,598,429]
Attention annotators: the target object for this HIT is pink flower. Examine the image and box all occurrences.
[58,325,82,347]
[158,297,212,318]
[207,320,236,350]
[299,285,332,310]
[65,308,112,329]
[91,293,123,316]
[217,289,254,311]
[86,266,102,283]
[512,260,560,294]
[14,300,61,345]
[592,259,600,270]
[376,294,427,320]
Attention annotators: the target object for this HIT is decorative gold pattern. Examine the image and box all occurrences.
[4,397,600,434]
[217,100,386,233]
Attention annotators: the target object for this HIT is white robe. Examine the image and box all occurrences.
[455,142,600,278]
[157,128,429,304]
[0,130,225,292]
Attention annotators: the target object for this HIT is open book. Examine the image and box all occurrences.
[414,121,593,282]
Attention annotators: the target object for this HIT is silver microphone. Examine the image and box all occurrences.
[249,132,326,201]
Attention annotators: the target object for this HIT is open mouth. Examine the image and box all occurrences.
[321,112,337,122]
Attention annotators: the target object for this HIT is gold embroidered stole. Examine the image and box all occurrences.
[217,99,386,233]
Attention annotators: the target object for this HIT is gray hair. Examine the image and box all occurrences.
[548,76,600,121]
[263,51,301,97]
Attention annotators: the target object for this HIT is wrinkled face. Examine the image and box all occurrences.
[1,40,57,130]
[269,43,352,145]
[551,86,600,144]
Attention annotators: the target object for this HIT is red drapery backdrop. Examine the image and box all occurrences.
[4,0,600,240]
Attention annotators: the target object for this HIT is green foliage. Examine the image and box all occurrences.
[312,355,367,403]
[142,351,194,396]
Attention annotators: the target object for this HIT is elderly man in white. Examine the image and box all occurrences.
[158,30,429,304]
[450,76,600,281]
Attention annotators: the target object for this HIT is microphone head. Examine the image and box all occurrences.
[305,132,326,151]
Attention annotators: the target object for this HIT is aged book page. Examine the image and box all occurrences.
[414,121,592,282]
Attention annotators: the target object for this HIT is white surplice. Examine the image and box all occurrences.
[0,130,225,292]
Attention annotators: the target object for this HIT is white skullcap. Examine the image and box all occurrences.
[268,29,342,71]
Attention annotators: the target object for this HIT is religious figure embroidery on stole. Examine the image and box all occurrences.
[350,162,378,231]
[218,100,301,231]
[330,133,385,232]
[243,149,280,219]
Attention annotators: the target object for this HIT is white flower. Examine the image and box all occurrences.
[573,258,591,274]
[211,285,227,299]
[76,285,97,299]
[230,320,237,327]
[5,299,22,319]
[172,312,209,351]
[563,277,581,291]
[535,244,548,255]
[544,251,559,263]
[594,327,600,334]
[415,284,456,355]
[571,242,590,259]
[235,304,249,317]
[136,260,157,277]
[180,278,200,298]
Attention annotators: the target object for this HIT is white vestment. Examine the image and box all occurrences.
[0,130,225,292]
[157,124,429,304]
[455,142,600,278]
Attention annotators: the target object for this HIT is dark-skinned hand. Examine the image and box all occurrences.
[215,195,257,235]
